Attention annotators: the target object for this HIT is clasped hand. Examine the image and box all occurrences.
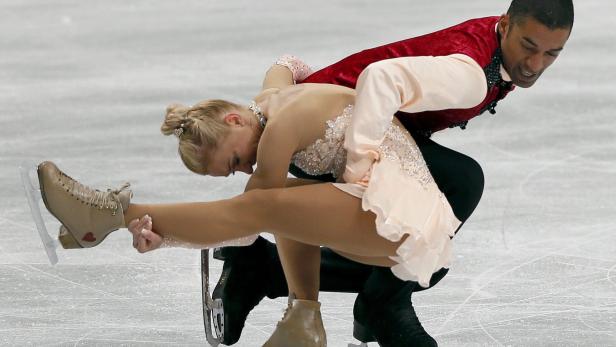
[127,215,163,253]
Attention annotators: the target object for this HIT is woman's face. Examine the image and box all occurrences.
[204,114,259,177]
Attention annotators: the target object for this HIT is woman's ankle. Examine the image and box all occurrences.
[123,203,143,227]
[289,291,319,301]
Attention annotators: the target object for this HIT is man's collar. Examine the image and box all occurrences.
[500,65,512,82]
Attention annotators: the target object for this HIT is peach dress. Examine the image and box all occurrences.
[290,104,460,288]
[279,52,506,287]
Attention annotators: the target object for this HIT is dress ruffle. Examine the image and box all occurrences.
[335,159,460,288]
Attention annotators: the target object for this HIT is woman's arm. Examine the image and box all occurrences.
[343,54,487,184]
[249,57,313,189]
[128,121,302,252]
[244,119,302,191]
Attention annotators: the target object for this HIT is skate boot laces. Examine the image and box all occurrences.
[59,171,130,216]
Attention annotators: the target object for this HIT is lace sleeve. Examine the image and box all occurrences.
[275,54,314,83]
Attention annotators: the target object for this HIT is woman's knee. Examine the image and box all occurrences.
[235,188,279,222]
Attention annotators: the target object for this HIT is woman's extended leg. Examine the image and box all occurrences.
[124,183,403,261]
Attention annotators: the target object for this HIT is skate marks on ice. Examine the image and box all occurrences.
[432,129,616,341]
[427,112,616,344]
[3,0,616,345]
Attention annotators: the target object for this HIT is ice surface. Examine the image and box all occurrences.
[1,0,615,346]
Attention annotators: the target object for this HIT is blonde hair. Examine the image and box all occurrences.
[161,99,241,175]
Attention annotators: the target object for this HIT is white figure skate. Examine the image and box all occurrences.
[19,161,60,265]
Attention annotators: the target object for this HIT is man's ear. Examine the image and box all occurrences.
[498,14,510,38]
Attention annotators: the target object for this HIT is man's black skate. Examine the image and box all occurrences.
[352,266,446,347]
[210,237,272,345]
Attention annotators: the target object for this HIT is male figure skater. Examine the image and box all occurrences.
[211,1,574,345]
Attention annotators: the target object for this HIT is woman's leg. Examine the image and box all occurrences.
[332,250,396,267]
[124,183,402,260]
[276,178,323,301]
[274,237,320,300]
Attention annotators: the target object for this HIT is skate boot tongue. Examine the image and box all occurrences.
[109,183,132,228]
[112,183,132,212]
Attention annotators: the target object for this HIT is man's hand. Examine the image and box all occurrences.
[127,215,164,253]
[342,152,378,186]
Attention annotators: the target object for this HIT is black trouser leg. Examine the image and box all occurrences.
[413,132,485,224]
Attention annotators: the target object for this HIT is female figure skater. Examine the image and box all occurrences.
[36,54,482,345]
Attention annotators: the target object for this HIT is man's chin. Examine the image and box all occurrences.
[512,72,542,88]
[512,78,537,88]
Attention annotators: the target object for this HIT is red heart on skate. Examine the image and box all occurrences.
[82,232,97,243]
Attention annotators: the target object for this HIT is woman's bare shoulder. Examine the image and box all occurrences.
[254,87,281,102]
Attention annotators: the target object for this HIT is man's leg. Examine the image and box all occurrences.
[210,135,484,345]
[352,133,484,346]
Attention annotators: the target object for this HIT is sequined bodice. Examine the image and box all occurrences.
[292,105,434,187]
[291,106,352,179]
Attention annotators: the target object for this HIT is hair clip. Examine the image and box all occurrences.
[173,126,184,138]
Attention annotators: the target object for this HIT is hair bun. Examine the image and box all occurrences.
[161,103,190,136]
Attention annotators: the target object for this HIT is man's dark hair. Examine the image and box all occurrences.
[507,0,574,30]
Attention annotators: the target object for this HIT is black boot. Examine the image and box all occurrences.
[353,266,443,347]
[211,236,372,345]
[211,237,271,345]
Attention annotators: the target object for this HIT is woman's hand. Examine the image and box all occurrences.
[127,215,163,253]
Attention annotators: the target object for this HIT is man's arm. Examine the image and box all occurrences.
[343,54,487,183]
[261,65,294,91]
[261,55,314,91]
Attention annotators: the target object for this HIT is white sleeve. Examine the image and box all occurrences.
[275,54,314,83]
[343,54,487,184]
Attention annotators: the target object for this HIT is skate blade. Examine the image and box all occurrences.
[19,161,59,265]
[212,298,224,340]
[201,249,222,346]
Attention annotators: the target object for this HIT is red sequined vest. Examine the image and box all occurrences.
[302,16,515,136]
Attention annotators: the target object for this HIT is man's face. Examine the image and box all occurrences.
[499,15,571,88]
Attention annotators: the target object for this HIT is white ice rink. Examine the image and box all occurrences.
[1,0,615,346]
